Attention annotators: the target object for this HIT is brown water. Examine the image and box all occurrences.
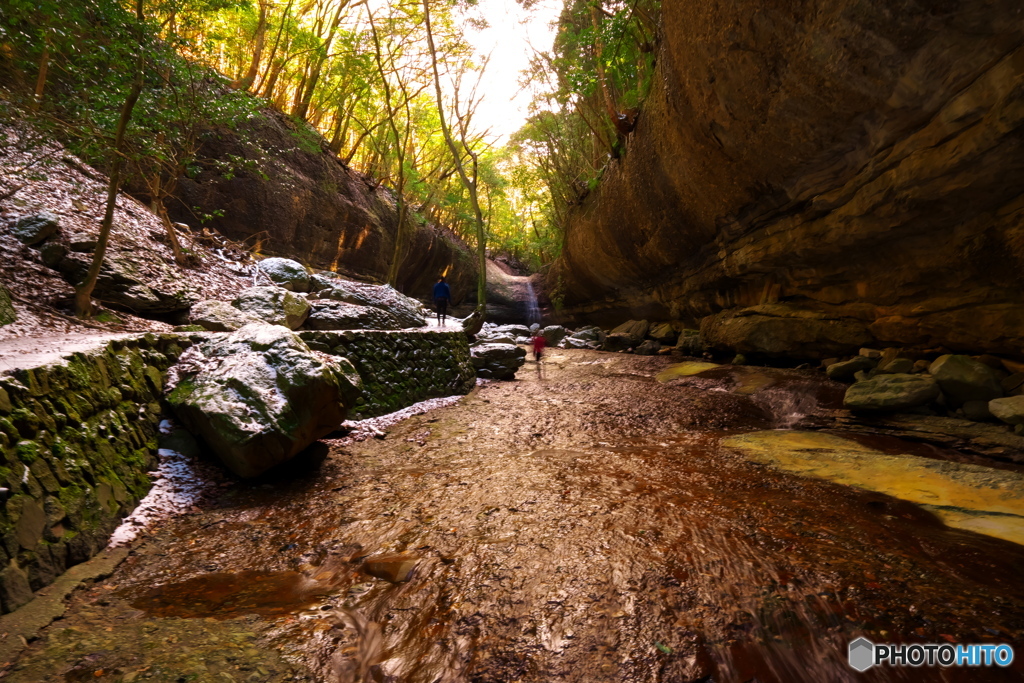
[9,350,1024,682]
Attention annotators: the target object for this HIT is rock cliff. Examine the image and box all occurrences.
[163,108,478,304]
[550,0,1024,358]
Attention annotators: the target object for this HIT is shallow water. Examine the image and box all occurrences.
[9,351,1024,682]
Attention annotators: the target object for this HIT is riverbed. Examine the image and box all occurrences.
[5,349,1024,682]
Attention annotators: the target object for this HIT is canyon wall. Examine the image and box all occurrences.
[165,108,478,304]
[550,0,1024,358]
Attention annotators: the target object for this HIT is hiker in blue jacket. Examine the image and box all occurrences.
[433,276,452,325]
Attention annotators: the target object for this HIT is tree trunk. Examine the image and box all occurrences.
[237,0,268,91]
[422,0,487,314]
[74,0,146,319]
[295,0,347,121]
[30,34,51,111]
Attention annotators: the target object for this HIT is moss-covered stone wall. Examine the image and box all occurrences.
[299,329,475,418]
[0,334,187,613]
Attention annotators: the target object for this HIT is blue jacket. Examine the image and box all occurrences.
[433,282,452,300]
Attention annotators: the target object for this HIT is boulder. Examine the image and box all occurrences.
[40,241,67,268]
[232,286,311,330]
[989,396,1024,426]
[304,300,402,330]
[541,325,568,346]
[843,374,941,411]
[165,323,362,478]
[529,323,540,334]
[11,212,59,246]
[674,329,702,356]
[877,357,915,374]
[189,300,263,332]
[962,400,994,422]
[257,257,310,292]
[648,322,682,345]
[928,354,1003,407]
[0,285,14,327]
[635,340,662,355]
[570,326,604,343]
[602,332,634,352]
[492,324,531,339]
[611,320,649,344]
[470,343,527,380]
[314,276,426,328]
[826,356,876,381]
[479,334,517,345]
[462,309,484,336]
[57,250,199,315]
[700,305,872,359]
[562,337,598,350]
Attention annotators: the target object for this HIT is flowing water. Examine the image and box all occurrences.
[523,279,541,326]
[8,351,1024,683]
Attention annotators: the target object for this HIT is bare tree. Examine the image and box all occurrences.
[74,0,147,318]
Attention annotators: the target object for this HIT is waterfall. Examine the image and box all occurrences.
[524,280,541,325]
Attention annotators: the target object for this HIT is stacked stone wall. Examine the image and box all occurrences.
[300,329,475,418]
[0,334,188,613]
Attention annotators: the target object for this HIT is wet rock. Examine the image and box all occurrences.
[189,300,263,332]
[843,374,940,411]
[232,286,311,330]
[928,354,1002,407]
[363,554,420,583]
[165,323,362,477]
[859,348,883,360]
[257,257,310,292]
[0,560,33,612]
[540,325,568,346]
[634,340,662,356]
[470,343,526,380]
[602,332,633,352]
[878,357,915,374]
[674,329,702,356]
[313,275,426,328]
[989,396,1024,426]
[611,320,649,344]
[962,400,994,422]
[0,285,14,327]
[648,322,682,345]
[304,300,402,331]
[731,353,746,366]
[12,212,59,246]
[700,305,872,359]
[826,356,875,381]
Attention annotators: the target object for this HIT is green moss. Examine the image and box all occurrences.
[16,440,39,464]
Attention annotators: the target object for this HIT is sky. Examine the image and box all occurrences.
[460,0,562,143]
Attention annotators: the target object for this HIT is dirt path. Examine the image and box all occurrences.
[5,350,1024,682]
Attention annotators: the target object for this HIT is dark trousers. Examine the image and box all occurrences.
[435,298,448,319]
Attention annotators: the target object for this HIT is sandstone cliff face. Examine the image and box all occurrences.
[550,0,1024,357]
[164,108,477,303]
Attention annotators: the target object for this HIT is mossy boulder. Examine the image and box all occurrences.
[0,285,14,327]
[843,373,940,411]
[189,299,263,332]
[165,323,361,477]
[257,257,310,292]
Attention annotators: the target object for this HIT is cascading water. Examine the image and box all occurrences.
[523,279,541,325]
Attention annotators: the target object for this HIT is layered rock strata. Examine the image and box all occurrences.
[550,1,1024,358]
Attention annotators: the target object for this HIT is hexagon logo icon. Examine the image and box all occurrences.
[848,637,875,672]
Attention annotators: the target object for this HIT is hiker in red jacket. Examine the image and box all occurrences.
[531,333,546,363]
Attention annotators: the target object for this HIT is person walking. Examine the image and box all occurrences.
[433,276,452,325]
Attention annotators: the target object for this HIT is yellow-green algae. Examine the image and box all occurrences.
[655,361,775,395]
[723,430,1024,545]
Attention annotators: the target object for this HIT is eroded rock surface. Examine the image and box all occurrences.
[550,1,1024,358]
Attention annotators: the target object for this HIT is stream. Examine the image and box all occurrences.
[6,349,1024,682]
